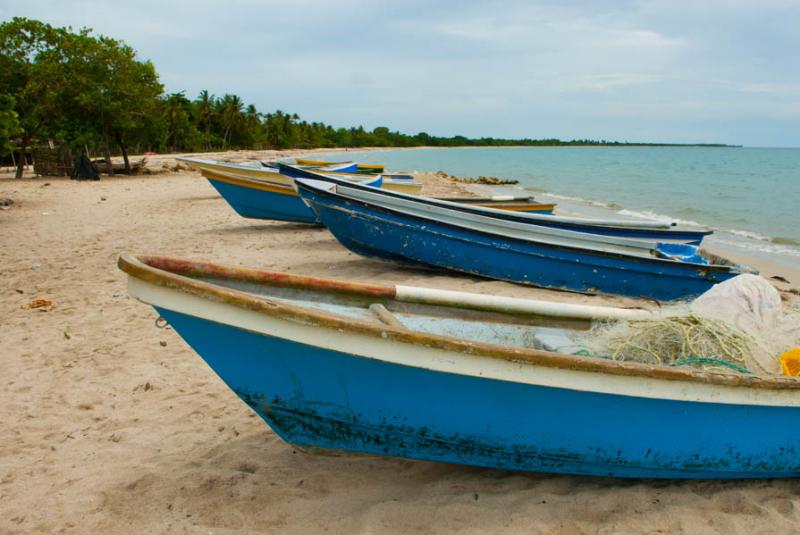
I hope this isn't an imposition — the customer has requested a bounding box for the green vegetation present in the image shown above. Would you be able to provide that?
[0,17,735,177]
[0,95,20,155]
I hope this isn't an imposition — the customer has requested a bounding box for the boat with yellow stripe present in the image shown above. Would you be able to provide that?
[437,195,556,214]
[198,167,380,223]
[178,157,421,194]
[295,158,384,174]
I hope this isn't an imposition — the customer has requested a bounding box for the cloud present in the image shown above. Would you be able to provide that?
[2,0,799,145]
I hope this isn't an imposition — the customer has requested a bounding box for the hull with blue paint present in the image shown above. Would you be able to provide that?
[119,255,800,479]
[206,174,320,224]
[295,180,744,300]
[160,309,800,479]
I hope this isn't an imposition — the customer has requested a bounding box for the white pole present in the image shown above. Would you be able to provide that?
[394,285,657,321]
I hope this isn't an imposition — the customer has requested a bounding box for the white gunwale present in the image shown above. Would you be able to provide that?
[119,254,800,407]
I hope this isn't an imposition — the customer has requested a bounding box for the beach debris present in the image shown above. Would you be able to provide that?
[159,340,167,347]
[771,275,791,284]
[14,289,23,294]
[780,348,800,376]
[21,298,54,312]
[63,331,71,340]
[134,381,153,393]
[100,196,107,201]
[0,197,13,209]
[31,262,42,269]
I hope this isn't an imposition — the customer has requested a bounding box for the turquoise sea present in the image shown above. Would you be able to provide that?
[321,146,800,267]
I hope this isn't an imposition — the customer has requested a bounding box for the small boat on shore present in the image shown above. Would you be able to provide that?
[189,159,546,222]
[118,253,800,479]
[435,195,556,214]
[181,157,422,195]
[295,157,384,174]
[284,164,712,245]
[294,178,749,300]
[198,168,380,223]
[276,162,422,194]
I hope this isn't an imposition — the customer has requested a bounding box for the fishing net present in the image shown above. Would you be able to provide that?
[581,304,800,376]
[582,314,755,374]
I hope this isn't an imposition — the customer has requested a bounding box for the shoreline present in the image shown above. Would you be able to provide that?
[5,147,798,289]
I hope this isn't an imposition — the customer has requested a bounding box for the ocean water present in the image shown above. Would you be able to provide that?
[320,146,800,266]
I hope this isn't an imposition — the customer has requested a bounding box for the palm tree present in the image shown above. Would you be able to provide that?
[194,90,216,149]
[218,94,244,149]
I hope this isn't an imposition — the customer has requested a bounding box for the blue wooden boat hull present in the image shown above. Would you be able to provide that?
[296,182,739,300]
[155,306,800,479]
[206,177,320,224]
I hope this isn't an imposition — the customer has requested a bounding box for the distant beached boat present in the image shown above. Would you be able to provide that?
[196,167,380,223]
[274,161,422,194]
[294,178,749,300]
[284,165,712,245]
[119,253,800,479]
[180,157,423,195]
[183,158,555,222]
[439,195,557,214]
[295,157,384,174]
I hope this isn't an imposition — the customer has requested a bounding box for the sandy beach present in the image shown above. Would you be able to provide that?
[2,152,800,534]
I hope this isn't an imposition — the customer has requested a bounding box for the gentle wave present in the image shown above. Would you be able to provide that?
[615,209,704,228]
[540,188,800,255]
[532,190,614,208]
[714,237,800,258]
[727,228,773,242]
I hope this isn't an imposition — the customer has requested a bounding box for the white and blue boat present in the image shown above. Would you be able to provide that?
[283,164,712,244]
[200,167,380,224]
[294,179,751,300]
[176,158,382,224]
[118,254,800,479]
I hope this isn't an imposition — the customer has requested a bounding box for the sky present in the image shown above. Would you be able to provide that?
[3,0,800,146]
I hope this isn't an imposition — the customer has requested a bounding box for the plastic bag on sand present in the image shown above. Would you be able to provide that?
[691,274,782,373]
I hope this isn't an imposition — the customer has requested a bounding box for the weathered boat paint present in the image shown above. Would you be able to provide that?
[294,179,745,300]
[283,164,711,244]
[118,254,800,479]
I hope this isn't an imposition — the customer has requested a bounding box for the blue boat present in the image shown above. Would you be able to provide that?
[196,166,381,224]
[118,254,800,479]
[282,164,712,244]
[203,169,321,223]
[294,178,751,300]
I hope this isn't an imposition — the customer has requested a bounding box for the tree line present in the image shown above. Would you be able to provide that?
[1,17,732,178]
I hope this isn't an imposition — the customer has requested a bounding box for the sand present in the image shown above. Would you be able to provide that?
[2,154,800,534]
